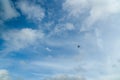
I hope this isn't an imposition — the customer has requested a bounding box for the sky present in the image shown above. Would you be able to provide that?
[0,0,120,80]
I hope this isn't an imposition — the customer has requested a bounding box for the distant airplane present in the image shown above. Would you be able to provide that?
[77,45,80,48]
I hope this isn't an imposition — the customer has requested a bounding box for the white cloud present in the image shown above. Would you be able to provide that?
[19,58,85,74]
[1,28,44,54]
[46,47,52,52]
[44,74,85,80]
[49,22,75,37]
[98,74,120,80]
[1,1,120,80]
[63,0,120,31]
[0,0,19,20]
[95,28,103,49]
[0,69,11,80]
[55,23,75,32]
[17,0,45,22]
[65,23,75,30]
[30,60,77,71]
[81,0,120,31]
[63,0,88,17]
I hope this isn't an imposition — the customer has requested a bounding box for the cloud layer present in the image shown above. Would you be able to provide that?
[0,69,11,80]
[0,0,120,80]
[17,0,45,22]
[1,28,44,54]
[44,75,85,80]
[0,0,19,20]
[63,0,120,31]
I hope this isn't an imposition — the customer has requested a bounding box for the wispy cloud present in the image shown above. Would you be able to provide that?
[44,74,85,80]
[1,28,44,54]
[0,69,11,80]
[0,0,120,80]
[17,0,45,22]
[46,47,52,52]
[0,0,19,20]
[63,0,88,17]
[48,22,75,37]
[63,0,120,31]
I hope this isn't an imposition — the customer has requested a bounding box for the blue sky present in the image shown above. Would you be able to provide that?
[0,0,120,80]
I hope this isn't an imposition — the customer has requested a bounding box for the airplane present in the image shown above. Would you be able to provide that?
[77,45,80,48]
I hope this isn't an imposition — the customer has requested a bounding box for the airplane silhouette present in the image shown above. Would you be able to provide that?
[77,45,80,48]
